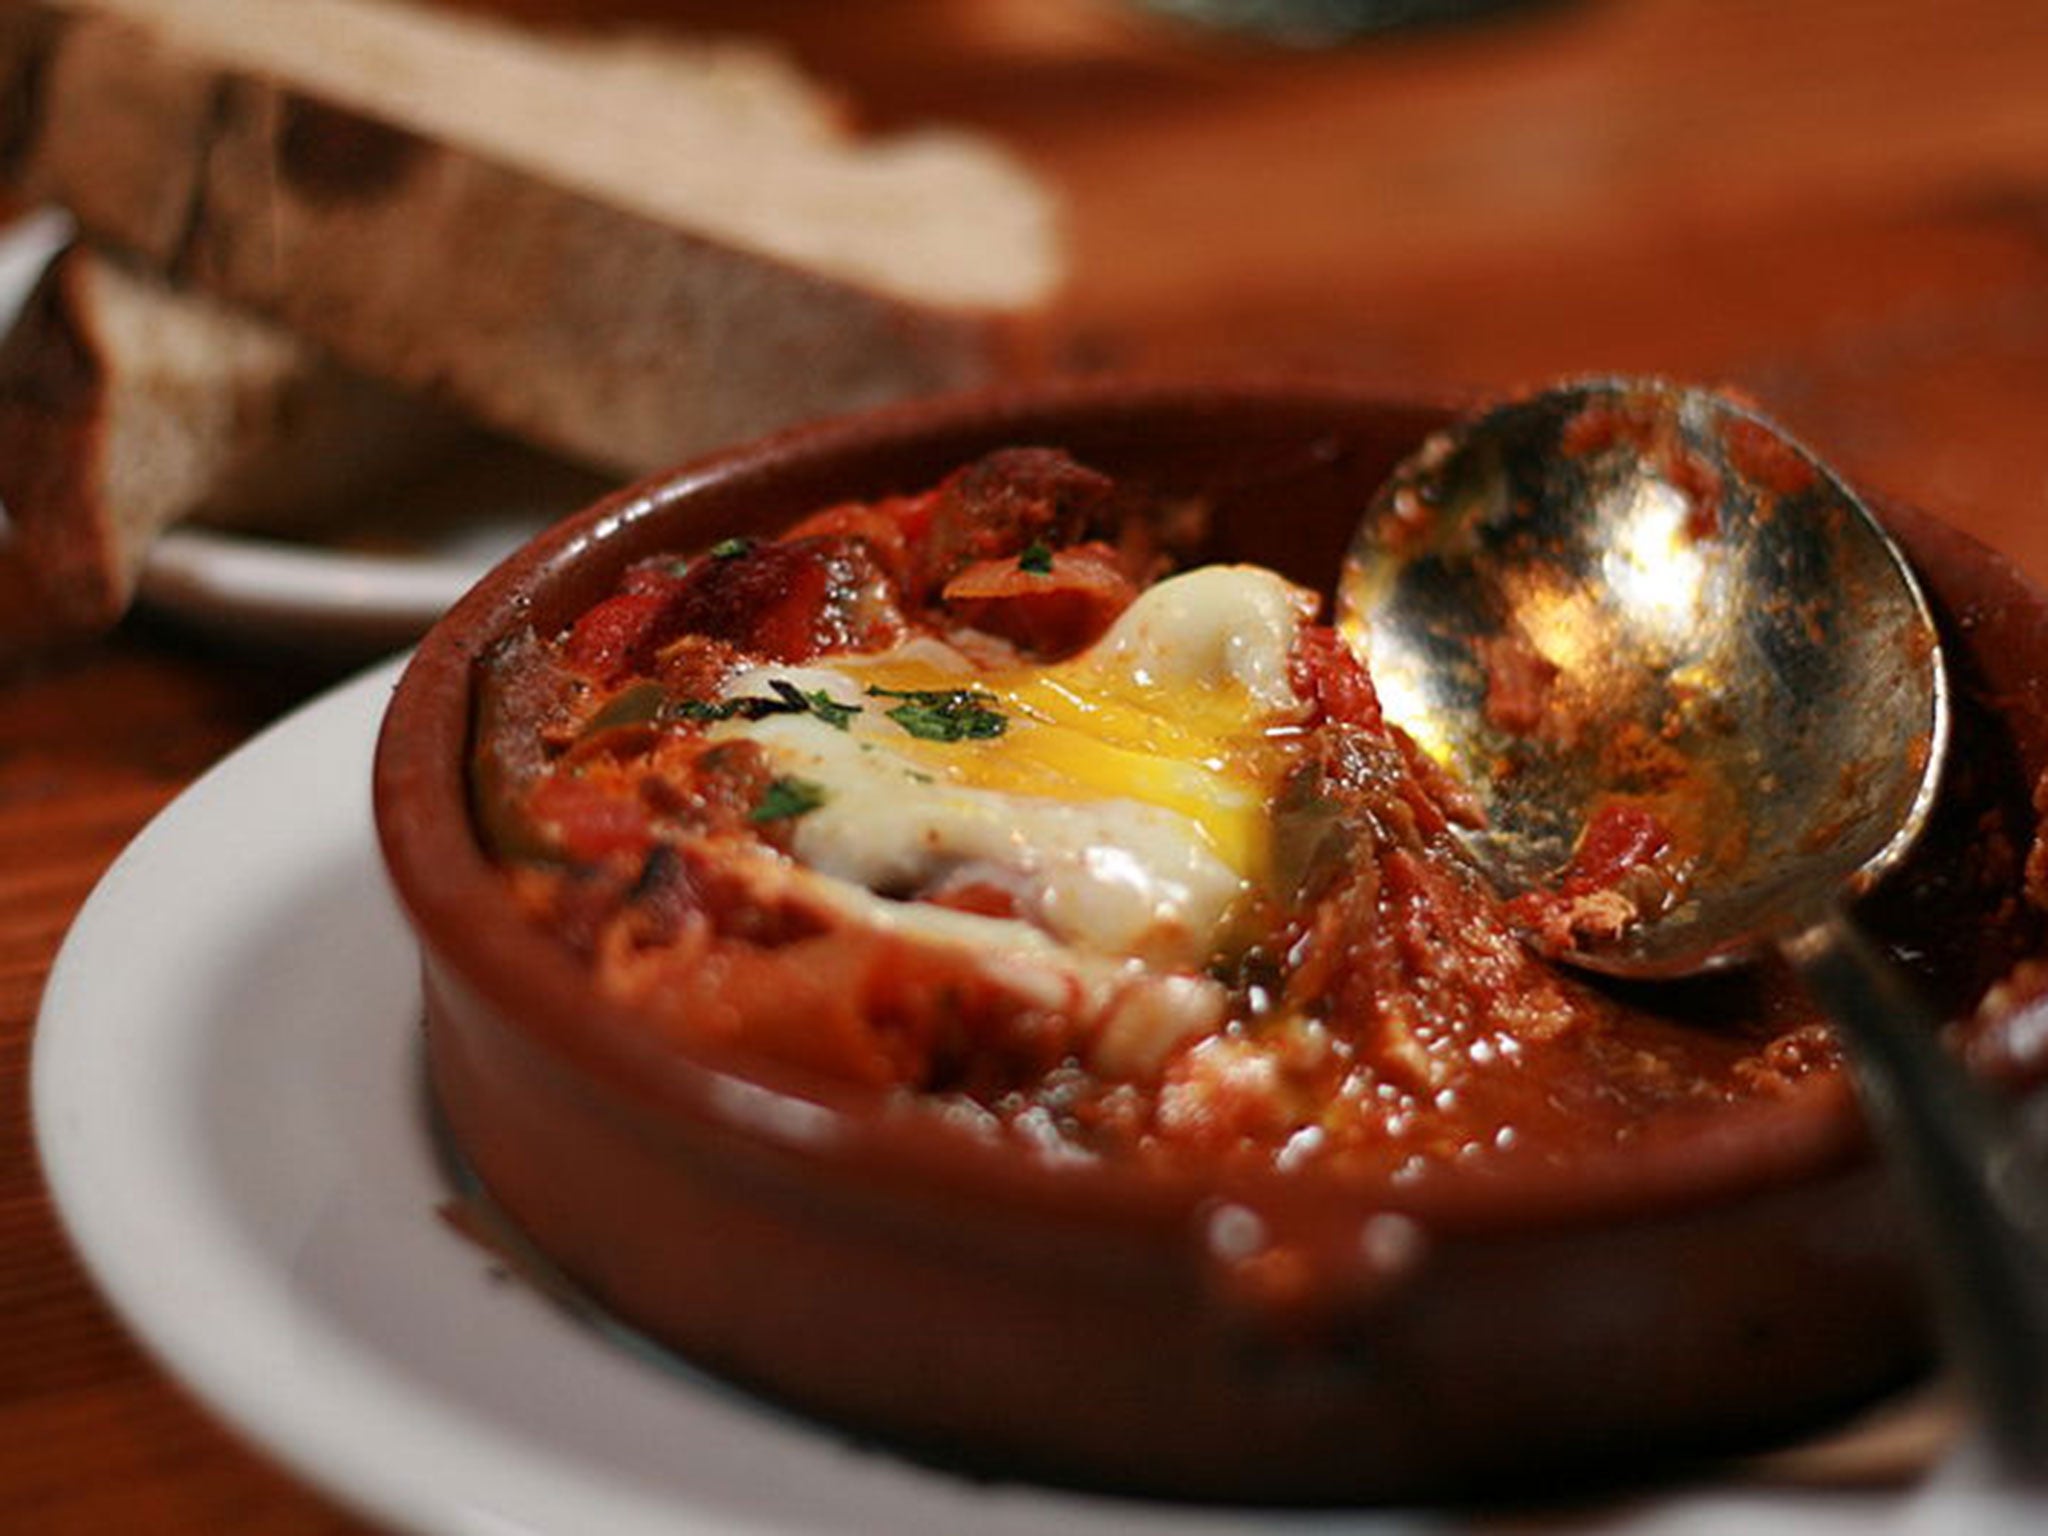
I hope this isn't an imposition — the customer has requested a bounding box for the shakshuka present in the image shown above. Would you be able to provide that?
[470,447,1863,1180]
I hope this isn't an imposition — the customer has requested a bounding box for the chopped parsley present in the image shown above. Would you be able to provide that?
[672,679,1005,744]
[750,775,828,823]
[709,536,755,560]
[782,681,859,730]
[670,678,858,729]
[1018,539,1054,575]
[867,686,1008,741]
[668,697,746,724]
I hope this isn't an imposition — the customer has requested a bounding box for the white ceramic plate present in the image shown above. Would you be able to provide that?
[30,666,2045,1536]
[130,528,527,654]
[0,211,603,652]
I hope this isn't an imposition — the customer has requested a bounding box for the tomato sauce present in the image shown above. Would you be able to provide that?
[472,449,2041,1182]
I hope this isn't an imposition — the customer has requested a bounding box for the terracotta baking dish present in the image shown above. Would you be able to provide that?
[372,379,2048,1504]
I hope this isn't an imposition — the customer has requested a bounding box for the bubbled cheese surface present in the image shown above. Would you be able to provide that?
[712,565,1317,971]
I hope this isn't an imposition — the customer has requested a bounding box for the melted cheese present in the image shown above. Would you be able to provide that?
[711,565,1316,974]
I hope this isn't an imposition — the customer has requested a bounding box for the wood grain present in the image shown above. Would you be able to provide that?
[4,0,2047,1528]
[0,633,369,1533]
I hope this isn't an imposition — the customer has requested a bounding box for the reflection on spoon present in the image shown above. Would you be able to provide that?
[1336,376,2048,1477]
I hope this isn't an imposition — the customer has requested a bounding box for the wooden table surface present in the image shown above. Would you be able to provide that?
[5,0,2048,1529]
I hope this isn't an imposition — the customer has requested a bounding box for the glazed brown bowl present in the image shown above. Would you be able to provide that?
[372,378,2048,1504]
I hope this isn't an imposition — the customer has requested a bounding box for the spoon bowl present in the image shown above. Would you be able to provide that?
[1336,377,1948,977]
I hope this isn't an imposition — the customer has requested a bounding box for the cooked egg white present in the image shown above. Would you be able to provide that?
[710,564,1317,976]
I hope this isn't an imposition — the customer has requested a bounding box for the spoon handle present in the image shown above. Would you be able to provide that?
[1784,913,2048,1479]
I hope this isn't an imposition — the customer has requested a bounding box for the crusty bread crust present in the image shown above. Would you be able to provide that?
[0,0,1063,476]
[0,241,461,629]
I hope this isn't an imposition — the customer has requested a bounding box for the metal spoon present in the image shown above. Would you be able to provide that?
[1335,376,2048,1476]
